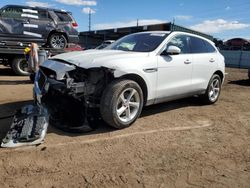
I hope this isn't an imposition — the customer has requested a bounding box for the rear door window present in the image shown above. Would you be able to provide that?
[204,40,216,53]
[190,37,208,53]
[190,36,216,53]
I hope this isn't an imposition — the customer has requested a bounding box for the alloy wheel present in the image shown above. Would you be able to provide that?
[50,35,66,49]
[116,88,141,123]
[208,78,220,102]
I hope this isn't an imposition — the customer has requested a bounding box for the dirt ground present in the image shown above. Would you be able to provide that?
[0,65,249,188]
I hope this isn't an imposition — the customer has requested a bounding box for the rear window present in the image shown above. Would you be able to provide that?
[55,11,72,22]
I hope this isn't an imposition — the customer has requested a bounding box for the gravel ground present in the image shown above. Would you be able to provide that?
[0,65,249,188]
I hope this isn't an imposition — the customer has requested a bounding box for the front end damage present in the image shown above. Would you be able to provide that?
[34,59,115,132]
[1,59,115,147]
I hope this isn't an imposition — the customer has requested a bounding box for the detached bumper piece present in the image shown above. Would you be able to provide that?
[1,105,49,148]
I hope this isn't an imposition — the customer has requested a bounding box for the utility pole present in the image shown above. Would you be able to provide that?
[88,9,91,31]
[171,17,175,31]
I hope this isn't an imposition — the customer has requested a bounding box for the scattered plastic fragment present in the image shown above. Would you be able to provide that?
[1,105,49,148]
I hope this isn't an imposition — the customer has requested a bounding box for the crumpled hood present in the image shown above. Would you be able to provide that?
[51,49,149,69]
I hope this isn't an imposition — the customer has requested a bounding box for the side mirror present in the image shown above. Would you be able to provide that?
[164,45,181,55]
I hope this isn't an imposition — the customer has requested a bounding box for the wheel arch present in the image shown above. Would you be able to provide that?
[118,73,148,105]
[214,70,224,82]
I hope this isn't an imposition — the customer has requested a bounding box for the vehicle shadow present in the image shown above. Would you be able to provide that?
[0,67,16,76]
[0,97,202,141]
[228,79,250,86]
[0,80,32,85]
[49,97,202,138]
[0,66,31,85]
[141,97,201,117]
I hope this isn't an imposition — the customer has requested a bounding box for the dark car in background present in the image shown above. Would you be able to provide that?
[0,5,79,49]
[225,38,250,50]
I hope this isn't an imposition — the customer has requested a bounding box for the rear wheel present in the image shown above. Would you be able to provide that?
[201,74,221,104]
[11,57,30,76]
[100,79,144,129]
[48,33,67,49]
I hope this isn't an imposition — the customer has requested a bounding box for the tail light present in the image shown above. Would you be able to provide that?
[71,22,78,28]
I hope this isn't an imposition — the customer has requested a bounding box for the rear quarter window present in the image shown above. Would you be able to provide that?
[38,10,48,20]
[55,11,72,22]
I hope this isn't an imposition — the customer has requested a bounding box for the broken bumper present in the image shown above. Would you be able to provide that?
[33,68,95,133]
[1,104,49,148]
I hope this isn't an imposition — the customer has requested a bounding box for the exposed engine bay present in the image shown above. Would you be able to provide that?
[34,59,115,132]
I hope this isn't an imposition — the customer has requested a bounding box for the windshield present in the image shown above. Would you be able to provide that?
[107,32,168,52]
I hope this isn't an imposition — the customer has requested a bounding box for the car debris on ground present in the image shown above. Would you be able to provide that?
[1,105,49,147]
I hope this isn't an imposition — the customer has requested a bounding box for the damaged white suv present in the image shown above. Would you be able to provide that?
[34,31,225,130]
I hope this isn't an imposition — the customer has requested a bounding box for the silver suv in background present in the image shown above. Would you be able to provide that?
[0,5,79,49]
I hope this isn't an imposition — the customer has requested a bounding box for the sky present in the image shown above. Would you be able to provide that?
[0,0,250,40]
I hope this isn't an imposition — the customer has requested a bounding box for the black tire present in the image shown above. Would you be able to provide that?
[11,57,30,76]
[201,74,222,104]
[48,33,67,49]
[100,79,144,129]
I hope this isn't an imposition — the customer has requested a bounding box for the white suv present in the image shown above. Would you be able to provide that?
[34,31,225,130]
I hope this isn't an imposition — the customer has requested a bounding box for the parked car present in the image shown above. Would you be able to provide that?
[95,40,115,49]
[0,5,79,49]
[34,31,225,130]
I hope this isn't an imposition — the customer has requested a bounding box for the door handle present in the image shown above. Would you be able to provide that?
[184,59,191,64]
[22,20,30,24]
[209,58,215,63]
[143,68,158,73]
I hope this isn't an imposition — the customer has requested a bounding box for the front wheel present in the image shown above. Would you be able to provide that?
[201,74,222,104]
[100,79,144,129]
